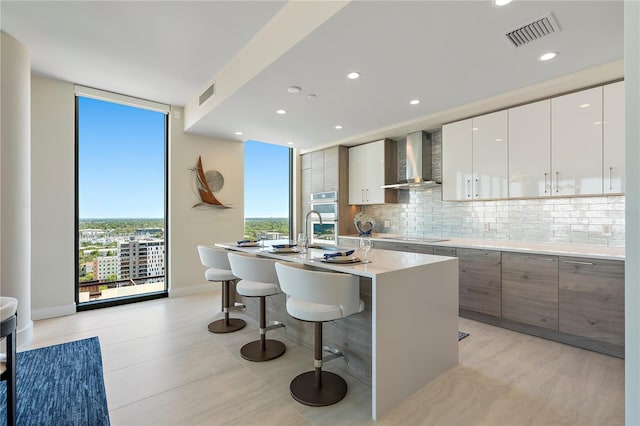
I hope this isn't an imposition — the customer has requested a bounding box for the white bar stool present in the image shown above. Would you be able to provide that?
[197,246,246,333]
[1,296,18,426]
[228,253,286,362]
[275,262,364,407]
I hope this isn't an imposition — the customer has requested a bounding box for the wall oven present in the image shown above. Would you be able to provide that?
[309,191,338,245]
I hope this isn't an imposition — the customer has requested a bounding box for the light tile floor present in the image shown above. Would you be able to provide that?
[24,290,624,425]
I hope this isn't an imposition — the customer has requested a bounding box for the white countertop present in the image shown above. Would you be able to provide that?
[215,241,456,278]
[339,234,625,261]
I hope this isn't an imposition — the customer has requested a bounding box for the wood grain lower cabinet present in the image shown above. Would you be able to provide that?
[502,252,558,330]
[559,256,624,348]
[434,246,457,257]
[458,248,502,317]
[373,241,434,254]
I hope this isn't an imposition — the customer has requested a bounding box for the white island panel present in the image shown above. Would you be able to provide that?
[373,259,459,419]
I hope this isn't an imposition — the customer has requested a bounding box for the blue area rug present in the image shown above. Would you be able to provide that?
[458,331,469,341]
[0,337,110,426]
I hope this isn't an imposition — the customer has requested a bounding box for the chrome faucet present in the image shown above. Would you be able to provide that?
[305,210,323,239]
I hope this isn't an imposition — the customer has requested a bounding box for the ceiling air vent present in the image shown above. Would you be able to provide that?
[199,83,215,106]
[504,12,561,48]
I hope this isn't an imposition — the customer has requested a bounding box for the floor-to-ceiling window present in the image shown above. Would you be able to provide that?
[243,141,292,241]
[75,88,169,308]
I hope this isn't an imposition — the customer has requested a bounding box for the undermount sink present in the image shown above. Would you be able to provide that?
[379,236,449,243]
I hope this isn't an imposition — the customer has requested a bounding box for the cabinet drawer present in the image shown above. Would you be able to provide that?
[502,252,558,330]
[458,248,501,290]
[460,284,501,317]
[434,246,457,257]
[559,257,624,347]
[373,241,433,254]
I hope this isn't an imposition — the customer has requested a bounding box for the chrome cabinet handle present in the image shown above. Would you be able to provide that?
[561,260,595,266]
[361,189,364,202]
[474,178,479,198]
[555,171,559,193]
[609,166,613,191]
[466,179,471,198]
[366,188,369,202]
[544,172,548,194]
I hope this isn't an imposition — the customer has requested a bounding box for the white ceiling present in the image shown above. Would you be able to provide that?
[1,1,624,151]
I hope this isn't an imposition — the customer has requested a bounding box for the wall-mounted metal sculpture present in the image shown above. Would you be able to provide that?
[190,156,231,209]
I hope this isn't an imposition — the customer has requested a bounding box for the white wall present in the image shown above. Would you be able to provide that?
[1,32,33,340]
[30,75,75,320]
[168,107,244,296]
[28,76,245,320]
[625,1,640,424]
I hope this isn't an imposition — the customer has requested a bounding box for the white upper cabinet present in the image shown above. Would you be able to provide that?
[348,144,367,204]
[472,110,509,199]
[348,140,397,205]
[509,100,552,198]
[443,82,623,201]
[442,119,473,200]
[443,112,508,201]
[603,81,625,194]
[551,87,603,196]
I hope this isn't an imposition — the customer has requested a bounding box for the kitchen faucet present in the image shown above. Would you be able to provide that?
[305,210,323,239]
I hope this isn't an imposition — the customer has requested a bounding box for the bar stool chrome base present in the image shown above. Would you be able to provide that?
[208,318,246,334]
[240,339,286,362]
[290,370,347,407]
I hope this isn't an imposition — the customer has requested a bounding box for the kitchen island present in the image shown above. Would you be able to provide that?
[215,242,459,420]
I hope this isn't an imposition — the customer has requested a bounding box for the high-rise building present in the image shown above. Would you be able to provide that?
[92,256,118,281]
[117,237,165,280]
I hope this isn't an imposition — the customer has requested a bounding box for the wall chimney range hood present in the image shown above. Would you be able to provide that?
[380,131,441,189]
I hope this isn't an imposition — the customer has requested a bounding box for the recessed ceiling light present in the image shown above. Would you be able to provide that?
[276,109,287,115]
[410,99,420,105]
[287,86,301,94]
[287,141,294,145]
[494,0,512,6]
[347,72,360,79]
[335,125,343,130]
[539,51,558,61]
[472,127,479,131]
[580,103,591,108]
[234,131,243,135]
[307,94,317,99]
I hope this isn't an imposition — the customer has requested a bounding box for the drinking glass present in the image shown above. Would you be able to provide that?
[360,238,372,262]
[297,233,308,254]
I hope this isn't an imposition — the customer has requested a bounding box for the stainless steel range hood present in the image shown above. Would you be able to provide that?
[380,131,441,189]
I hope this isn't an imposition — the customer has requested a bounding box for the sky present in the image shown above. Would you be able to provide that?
[78,97,165,218]
[244,141,290,218]
[78,96,290,219]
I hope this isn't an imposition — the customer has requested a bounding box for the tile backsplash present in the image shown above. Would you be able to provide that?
[361,131,625,247]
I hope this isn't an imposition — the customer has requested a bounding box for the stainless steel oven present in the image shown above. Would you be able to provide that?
[309,191,338,245]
